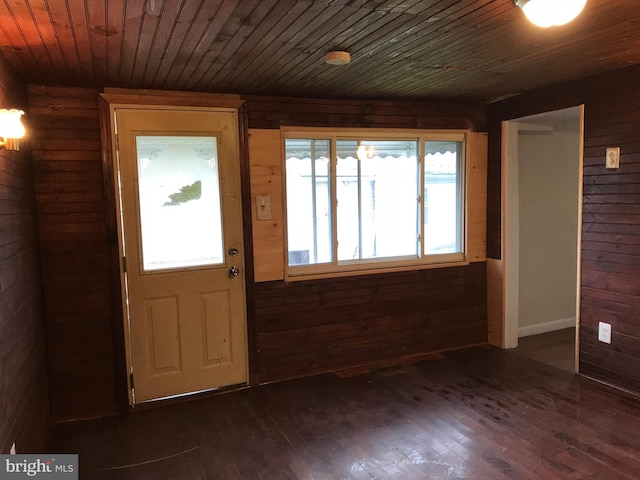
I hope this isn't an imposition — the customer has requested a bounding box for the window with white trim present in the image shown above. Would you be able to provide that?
[284,130,466,277]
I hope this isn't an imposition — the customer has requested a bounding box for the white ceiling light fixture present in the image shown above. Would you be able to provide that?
[325,51,351,65]
[514,0,587,28]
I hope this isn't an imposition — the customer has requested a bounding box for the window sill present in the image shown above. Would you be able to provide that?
[285,256,470,282]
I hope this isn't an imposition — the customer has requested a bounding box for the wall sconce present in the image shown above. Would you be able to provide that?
[513,0,587,28]
[0,109,25,151]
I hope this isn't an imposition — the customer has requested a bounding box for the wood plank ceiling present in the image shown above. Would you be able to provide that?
[0,0,638,102]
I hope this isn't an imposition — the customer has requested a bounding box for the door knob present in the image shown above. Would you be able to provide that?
[229,266,239,278]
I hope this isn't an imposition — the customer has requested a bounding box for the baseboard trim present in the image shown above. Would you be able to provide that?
[518,317,576,338]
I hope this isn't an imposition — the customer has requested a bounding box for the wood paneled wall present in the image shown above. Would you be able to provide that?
[29,86,117,421]
[488,64,640,394]
[0,58,49,452]
[255,264,487,383]
[245,95,486,131]
[28,86,488,418]
[246,96,488,383]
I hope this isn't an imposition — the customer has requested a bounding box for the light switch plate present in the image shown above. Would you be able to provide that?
[255,196,272,220]
[606,147,620,169]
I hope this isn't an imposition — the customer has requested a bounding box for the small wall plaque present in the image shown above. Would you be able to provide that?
[606,147,620,169]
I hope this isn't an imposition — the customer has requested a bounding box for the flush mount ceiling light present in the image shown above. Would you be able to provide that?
[325,51,351,65]
[514,0,587,28]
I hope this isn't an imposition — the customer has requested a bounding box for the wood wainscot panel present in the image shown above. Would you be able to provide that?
[254,263,488,384]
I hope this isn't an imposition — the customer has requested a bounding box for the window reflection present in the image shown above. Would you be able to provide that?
[136,136,224,271]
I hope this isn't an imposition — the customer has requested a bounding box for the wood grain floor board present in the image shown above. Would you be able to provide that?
[50,346,640,479]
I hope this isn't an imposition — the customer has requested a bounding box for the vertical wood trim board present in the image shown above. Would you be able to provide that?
[575,105,586,374]
[98,95,129,414]
[486,258,505,347]
[467,132,488,263]
[237,102,260,386]
[248,129,285,282]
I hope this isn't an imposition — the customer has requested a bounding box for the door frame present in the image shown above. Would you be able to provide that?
[99,89,256,411]
[500,106,584,372]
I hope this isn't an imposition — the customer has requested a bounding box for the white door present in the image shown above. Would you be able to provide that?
[114,107,247,402]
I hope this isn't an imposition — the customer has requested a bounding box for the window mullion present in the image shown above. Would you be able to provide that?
[457,142,465,253]
[419,138,425,258]
[331,137,338,266]
[357,141,363,260]
[310,141,318,264]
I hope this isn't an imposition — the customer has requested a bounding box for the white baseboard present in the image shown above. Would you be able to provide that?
[518,317,576,338]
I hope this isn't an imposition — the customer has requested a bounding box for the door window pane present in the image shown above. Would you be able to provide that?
[336,140,419,261]
[136,136,224,271]
[285,139,332,265]
[424,141,462,255]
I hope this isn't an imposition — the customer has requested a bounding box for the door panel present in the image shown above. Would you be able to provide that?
[115,107,247,402]
[200,291,232,366]
[145,296,182,374]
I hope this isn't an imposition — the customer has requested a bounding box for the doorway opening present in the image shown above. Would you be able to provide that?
[502,106,583,373]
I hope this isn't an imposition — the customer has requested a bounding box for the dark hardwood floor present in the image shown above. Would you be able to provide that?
[51,346,640,479]
[512,328,576,373]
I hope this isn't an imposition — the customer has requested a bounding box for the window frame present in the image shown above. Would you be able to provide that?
[282,127,469,280]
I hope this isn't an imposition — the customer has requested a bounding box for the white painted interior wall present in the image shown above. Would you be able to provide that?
[517,116,580,337]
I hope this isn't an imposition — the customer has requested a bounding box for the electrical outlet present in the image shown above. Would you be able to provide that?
[9,443,16,455]
[598,322,612,344]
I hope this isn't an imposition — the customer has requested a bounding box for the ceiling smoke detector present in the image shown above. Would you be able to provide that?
[325,51,351,65]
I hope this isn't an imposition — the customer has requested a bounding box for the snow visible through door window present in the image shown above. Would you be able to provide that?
[136,136,224,271]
